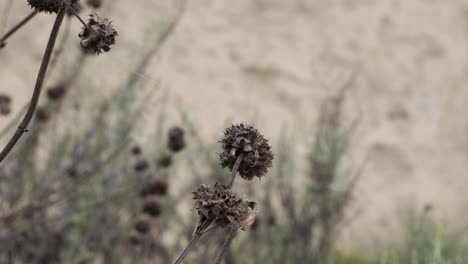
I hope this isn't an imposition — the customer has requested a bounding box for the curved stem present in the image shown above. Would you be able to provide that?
[214,227,239,264]
[0,10,38,48]
[226,153,244,189]
[0,8,66,163]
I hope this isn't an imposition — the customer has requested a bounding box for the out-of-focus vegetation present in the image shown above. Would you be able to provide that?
[0,1,467,264]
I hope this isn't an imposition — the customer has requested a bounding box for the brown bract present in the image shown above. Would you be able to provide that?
[192,183,255,228]
[219,124,274,180]
[78,14,117,55]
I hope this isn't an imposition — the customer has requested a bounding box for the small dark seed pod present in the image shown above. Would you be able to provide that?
[157,154,172,168]
[167,126,185,152]
[142,197,162,217]
[140,178,168,197]
[35,107,49,122]
[134,159,149,172]
[46,84,66,101]
[86,0,102,9]
[219,123,274,180]
[0,94,12,116]
[78,14,118,55]
[131,145,142,156]
[134,217,151,234]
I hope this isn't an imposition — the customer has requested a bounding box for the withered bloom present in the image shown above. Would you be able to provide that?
[0,94,12,116]
[142,197,162,217]
[192,183,255,228]
[46,84,66,101]
[86,0,102,9]
[134,159,149,172]
[134,218,151,234]
[27,0,76,13]
[131,145,142,156]
[219,124,273,180]
[157,154,172,168]
[140,178,168,197]
[168,126,186,152]
[78,14,117,55]
[35,107,49,122]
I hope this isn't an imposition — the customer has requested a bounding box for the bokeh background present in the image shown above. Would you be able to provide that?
[1,0,467,263]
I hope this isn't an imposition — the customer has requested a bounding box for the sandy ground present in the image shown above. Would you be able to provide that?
[1,0,468,250]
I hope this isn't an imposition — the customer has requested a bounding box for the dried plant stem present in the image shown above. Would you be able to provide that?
[0,10,38,48]
[174,232,202,264]
[214,226,239,264]
[0,0,14,35]
[226,153,244,189]
[0,8,66,164]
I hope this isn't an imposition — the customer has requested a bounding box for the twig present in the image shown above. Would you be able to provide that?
[0,10,38,48]
[214,227,239,264]
[0,0,14,35]
[0,8,66,163]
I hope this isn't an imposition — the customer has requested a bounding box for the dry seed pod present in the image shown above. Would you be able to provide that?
[0,94,11,116]
[27,0,71,13]
[46,84,66,101]
[140,178,168,197]
[142,196,162,217]
[134,159,149,172]
[134,217,151,234]
[86,0,102,9]
[167,126,185,152]
[157,154,172,168]
[35,107,49,122]
[192,183,255,228]
[79,14,117,55]
[219,124,274,180]
[131,145,142,156]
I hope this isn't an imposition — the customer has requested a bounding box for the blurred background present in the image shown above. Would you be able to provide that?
[0,0,467,263]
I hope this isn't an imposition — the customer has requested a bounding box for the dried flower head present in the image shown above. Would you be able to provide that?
[157,154,172,168]
[142,196,162,217]
[0,94,12,116]
[134,159,149,172]
[219,124,274,180]
[140,178,168,197]
[134,217,151,234]
[86,0,102,9]
[35,107,49,122]
[168,126,186,152]
[46,84,66,101]
[78,14,117,55]
[27,0,75,13]
[131,145,142,156]
[192,183,255,228]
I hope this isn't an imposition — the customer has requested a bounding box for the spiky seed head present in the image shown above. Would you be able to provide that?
[134,159,149,172]
[134,217,151,234]
[219,124,274,180]
[157,154,172,168]
[167,126,186,152]
[78,14,117,55]
[46,84,66,101]
[0,94,11,116]
[192,183,255,228]
[131,145,142,156]
[27,0,72,13]
[142,197,162,217]
[86,0,102,9]
[140,178,168,197]
[35,107,49,122]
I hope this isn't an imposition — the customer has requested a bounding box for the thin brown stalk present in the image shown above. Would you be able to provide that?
[0,10,38,48]
[226,153,244,189]
[0,8,66,164]
[214,226,239,264]
[0,0,14,35]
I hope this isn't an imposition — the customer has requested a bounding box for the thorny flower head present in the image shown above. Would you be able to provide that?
[0,94,12,116]
[78,14,117,55]
[167,126,186,152]
[219,124,274,180]
[27,0,78,14]
[192,183,256,229]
